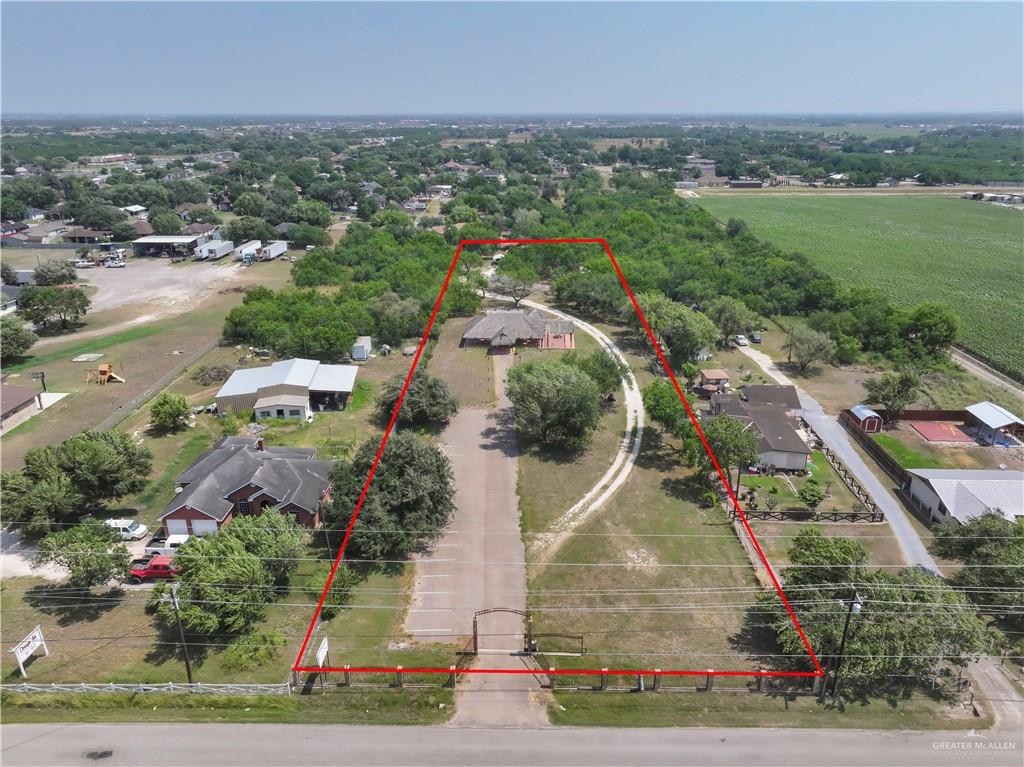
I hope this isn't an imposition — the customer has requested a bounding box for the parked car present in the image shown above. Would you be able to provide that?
[750,332,763,344]
[105,518,149,540]
[143,534,191,557]
[128,555,178,584]
[104,260,126,268]
[733,334,750,346]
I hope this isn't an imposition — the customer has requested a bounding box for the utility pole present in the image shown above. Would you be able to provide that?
[168,584,194,685]
[830,592,864,698]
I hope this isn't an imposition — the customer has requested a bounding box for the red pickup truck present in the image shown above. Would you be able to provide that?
[128,555,178,584]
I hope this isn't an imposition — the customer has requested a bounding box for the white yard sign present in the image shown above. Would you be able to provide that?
[10,625,48,678]
[316,637,330,667]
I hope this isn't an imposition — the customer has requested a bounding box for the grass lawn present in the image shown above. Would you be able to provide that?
[696,195,1024,378]
[0,689,453,725]
[873,433,947,470]
[549,687,988,729]
[740,452,860,512]
[527,426,762,674]
[427,315,495,408]
[749,522,907,569]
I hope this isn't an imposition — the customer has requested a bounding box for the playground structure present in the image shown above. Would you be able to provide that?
[85,363,126,385]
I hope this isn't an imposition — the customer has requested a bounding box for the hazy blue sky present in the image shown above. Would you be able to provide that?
[3,2,1022,115]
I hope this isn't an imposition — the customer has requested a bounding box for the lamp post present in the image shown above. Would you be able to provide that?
[830,592,864,698]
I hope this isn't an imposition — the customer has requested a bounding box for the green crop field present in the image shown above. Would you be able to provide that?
[697,195,1024,379]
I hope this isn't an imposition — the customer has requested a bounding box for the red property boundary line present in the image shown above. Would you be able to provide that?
[293,238,824,679]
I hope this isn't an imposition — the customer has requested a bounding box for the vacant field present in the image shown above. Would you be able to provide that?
[427,316,494,407]
[873,427,1023,472]
[697,195,1024,379]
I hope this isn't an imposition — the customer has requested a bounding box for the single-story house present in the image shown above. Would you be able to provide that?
[64,228,108,244]
[848,404,884,434]
[132,220,155,237]
[22,207,46,222]
[462,310,575,353]
[904,469,1024,525]
[174,202,203,220]
[159,436,334,535]
[120,204,147,217]
[1,285,24,316]
[709,393,810,472]
[1,383,42,426]
[352,336,373,361]
[21,221,66,244]
[215,358,359,419]
[698,369,730,397]
[274,222,298,236]
[182,222,216,237]
[964,401,1024,445]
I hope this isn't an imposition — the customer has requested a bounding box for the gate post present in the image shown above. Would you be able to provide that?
[757,669,767,693]
[600,668,608,691]
[472,616,479,655]
[396,666,404,688]
[447,665,456,688]
[705,670,715,692]
[343,665,351,687]
[652,669,661,692]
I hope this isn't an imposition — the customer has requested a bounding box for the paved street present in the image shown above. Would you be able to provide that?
[2,723,1020,767]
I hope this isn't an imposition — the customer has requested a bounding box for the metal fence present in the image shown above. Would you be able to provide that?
[1,682,291,696]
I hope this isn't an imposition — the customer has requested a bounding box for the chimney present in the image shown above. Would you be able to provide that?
[255,437,265,452]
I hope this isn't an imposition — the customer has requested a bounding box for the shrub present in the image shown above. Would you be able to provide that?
[221,632,287,671]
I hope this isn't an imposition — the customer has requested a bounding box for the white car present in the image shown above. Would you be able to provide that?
[734,334,750,346]
[104,518,149,540]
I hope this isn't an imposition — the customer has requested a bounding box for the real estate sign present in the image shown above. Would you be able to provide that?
[10,625,48,678]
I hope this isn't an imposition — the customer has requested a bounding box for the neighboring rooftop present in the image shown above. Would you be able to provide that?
[908,469,1024,524]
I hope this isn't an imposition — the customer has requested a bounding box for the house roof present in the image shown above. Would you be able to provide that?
[908,469,1024,524]
[161,436,332,521]
[181,223,215,235]
[1,383,40,418]
[274,222,297,234]
[1,285,24,303]
[965,401,1024,430]
[132,235,202,245]
[711,396,810,456]
[743,385,801,410]
[254,394,310,410]
[463,310,572,346]
[850,404,882,421]
[216,359,358,399]
[132,220,154,236]
[701,369,730,381]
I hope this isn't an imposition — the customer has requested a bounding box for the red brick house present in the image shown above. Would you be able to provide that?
[159,437,333,535]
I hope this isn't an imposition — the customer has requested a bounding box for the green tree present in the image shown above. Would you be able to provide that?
[33,518,131,588]
[685,416,759,492]
[151,535,273,634]
[862,371,921,424]
[327,431,455,561]
[642,378,694,438]
[632,292,717,368]
[307,563,360,621]
[563,349,629,399]
[0,470,82,536]
[0,317,38,361]
[223,509,306,587]
[705,296,757,342]
[286,222,331,249]
[493,265,537,307]
[150,392,191,432]
[149,210,183,235]
[223,216,277,244]
[376,370,459,428]
[18,285,92,330]
[783,325,836,373]
[906,302,959,356]
[507,358,601,450]
[33,259,77,286]
[110,221,138,242]
[290,200,332,229]
[232,192,267,218]
[931,514,1024,621]
[797,478,827,512]
[1,260,17,285]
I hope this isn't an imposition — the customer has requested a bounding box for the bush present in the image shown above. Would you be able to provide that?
[221,632,287,671]
[307,563,360,621]
[150,392,191,431]
[375,370,458,428]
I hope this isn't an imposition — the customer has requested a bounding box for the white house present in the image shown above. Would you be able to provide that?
[904,469,1024,525]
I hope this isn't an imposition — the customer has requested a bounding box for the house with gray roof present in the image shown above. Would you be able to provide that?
[904,469,1024,525]
[159,436,334,534]
[709,392,810,472]
[462,310,574,352]
[215,358,359,419]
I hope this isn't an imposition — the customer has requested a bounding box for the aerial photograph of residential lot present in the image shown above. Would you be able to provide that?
[1,2,1022,767]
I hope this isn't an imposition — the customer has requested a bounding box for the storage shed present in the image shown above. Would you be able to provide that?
[352,336,373,361]
[849,404,884,434]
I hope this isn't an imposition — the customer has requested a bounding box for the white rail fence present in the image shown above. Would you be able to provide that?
[1,682,291,696]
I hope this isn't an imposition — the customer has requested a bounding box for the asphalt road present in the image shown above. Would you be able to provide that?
[3,723,1021,767]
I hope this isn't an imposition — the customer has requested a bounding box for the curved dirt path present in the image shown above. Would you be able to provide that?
[486,294,645,558]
